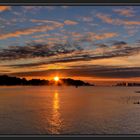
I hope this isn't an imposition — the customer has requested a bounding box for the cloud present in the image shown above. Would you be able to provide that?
[124,21,140,26]
[0,41,136,60]
[31,19,63,25]
[111,41,127,46]
[113,7,135,17]
[66,65,140,78]
[61,6,69,9]
[64,20,78,25]
[7,62,47,68]
[0,70,11,73]
[59,31,117,43]
[31,19,78,26]
[2,40,140,71]
[45,6,55,10]
[0,41,83,60]
[60,30,83,37]
[96,13,114,24]
[96,13,140,26]
[78,16,93,22]
[10,65,140,79]
[75,32,118,42]
[47,38,62,42]
[0,6,11,12]
[92,32,118,40]
[0,21,63,40]
[22,6,44,13]
[23,6,56,12]
[32,34,50,38]
[2,39,140,81]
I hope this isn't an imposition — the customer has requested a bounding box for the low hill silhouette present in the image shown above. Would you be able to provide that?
[0,75,94,87]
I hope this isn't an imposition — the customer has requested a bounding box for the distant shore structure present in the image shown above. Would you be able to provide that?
[115,82,140,87]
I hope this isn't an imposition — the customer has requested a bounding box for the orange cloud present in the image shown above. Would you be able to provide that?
[81,32,118,41]
[73,32,118,43]
[96,13,140,26]
[31,19,63,26]
[0,23,63,40]
[64,20,78,25]
[68,32,83,38]
[96,13,113,24]
[32,34,50,38]
[113,7,135,17]
[123,20,140,25]
[93,32,118,40]
[0,6,11,12]
[31,19,78,26]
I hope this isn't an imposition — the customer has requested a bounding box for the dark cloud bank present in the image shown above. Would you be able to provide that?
[10,66,140,79]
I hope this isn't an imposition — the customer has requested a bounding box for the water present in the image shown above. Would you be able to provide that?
[0,86,140,134]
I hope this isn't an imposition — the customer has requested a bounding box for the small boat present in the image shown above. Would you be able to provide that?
[133,101,140,104]
[75,85,78,88]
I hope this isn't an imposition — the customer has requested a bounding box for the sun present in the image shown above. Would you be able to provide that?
[54,76,59,82]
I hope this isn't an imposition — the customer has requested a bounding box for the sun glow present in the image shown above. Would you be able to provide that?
[54,76,59,82]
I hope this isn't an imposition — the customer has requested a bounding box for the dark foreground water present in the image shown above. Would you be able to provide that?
[0,86,140,134]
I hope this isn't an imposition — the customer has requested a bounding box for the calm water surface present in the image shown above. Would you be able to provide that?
[0,86,140,134]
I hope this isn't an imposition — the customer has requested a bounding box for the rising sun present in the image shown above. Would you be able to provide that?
[54,76,59,82]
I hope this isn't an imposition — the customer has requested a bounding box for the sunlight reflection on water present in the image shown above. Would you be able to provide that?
[48,91,62,134]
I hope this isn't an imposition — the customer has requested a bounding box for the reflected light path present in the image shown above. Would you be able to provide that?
[48,90,62,134]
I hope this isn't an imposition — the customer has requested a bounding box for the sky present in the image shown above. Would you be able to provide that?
[0,6,140,84]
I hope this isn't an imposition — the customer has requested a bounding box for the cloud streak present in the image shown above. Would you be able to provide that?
[113,7,135,17]
[10,65,140,79]
[0,6,11,12]
[96,13,140,26]
[0,22,63,40]
[64,20,78,25]
[74,32,118,42]
[0,41,83,60]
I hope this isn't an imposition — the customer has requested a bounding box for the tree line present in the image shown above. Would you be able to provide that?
[0,75,94,86]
